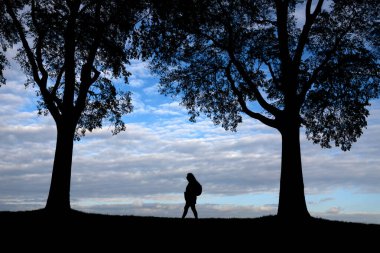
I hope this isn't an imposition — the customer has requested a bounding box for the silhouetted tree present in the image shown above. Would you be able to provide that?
[143,0,380,219]
[3,0,145,213]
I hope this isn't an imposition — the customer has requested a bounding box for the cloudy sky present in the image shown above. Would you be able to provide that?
[1,55,379,225]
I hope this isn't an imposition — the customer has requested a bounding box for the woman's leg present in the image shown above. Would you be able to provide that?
[190,204,198,219]
[182,204,190,218]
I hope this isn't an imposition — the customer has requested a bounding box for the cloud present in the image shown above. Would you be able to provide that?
[130,92,148,114]
[301,112,380,194]
[127,60,153,79]
[68,122,281,197]
[130,93,185,116]
[70,201,278,218]
[326,206,342,214]
[0,59,379,224]
[294,0,330,28]
[152,102,186,115]
[129,77,144,88]
[143,84,159,96]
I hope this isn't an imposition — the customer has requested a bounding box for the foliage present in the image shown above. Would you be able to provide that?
[0,0,25,86]
[144,0,379,151]
[4,0,145,139]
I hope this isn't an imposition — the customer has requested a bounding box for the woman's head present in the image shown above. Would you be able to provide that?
[186,173,196,182]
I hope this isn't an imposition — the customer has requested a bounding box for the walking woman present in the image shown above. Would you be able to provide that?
[182,173,201,219]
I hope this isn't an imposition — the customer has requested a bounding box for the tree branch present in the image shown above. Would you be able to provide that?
[31,0,49,84]
[5,0,41,84]
[240,0,276,26]
[49,65,65,112]
[297,35,344,107]
[74,2,103,122]
[90,66,101,84]
[198,6,281,118]
[228,52,281,117]
[31,0,62,119]
[39,86,63,121]
[264,60,281,88]
[85,2,103,67]
[274,0,291,76]
[293,0,324,71]
[6,0,61,121]
[226,63,278,129]
[35,35,48,83]
[52,66,65,95]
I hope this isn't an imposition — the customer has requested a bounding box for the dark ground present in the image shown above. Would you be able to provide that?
[1,209,379,250]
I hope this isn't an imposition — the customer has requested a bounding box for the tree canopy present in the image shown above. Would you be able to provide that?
[3,0,146,138]
[145,0,379,150]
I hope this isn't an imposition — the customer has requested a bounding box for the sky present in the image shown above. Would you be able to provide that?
[1,1,379,224]
[0,56,379,224]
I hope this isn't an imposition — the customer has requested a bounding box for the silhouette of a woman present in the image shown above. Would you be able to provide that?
[182,173,199,219]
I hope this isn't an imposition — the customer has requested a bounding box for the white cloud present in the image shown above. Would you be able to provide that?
[301,113,380,194]
[130,94,185,116]
[130,92,148,114]
[128,60,153,79]
[129,77,144,88]
[143,84,159,95]
[153,102,186,115]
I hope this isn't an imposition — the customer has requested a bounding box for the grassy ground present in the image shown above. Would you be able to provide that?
[1,209,379,249]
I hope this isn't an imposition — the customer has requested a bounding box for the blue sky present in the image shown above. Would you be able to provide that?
[0,56,379,224]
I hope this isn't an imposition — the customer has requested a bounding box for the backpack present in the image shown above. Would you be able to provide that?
[194,182,202,196]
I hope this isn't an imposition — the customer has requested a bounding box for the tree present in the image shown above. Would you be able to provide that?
[3,0,144,213]
[144,0,380,219]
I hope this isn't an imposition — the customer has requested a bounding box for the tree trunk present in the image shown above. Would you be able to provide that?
[45,125,74,213]
[45,5,78,213]
[277,121,310,220]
